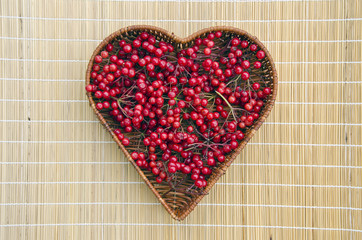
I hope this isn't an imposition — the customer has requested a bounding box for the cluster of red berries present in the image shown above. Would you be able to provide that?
[86,30,271,191]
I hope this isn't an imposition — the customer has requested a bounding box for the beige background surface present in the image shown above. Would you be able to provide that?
[0,0,361,239]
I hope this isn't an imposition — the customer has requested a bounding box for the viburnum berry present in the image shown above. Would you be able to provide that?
[241,72,250,80]
[244,103,253,111]
[103,101,110,109]
[231,38,240,46]
[85,84,94,92]
[123,44,132,53]
[250,44,258,51]
[252,82,260,90]
[122,138,130,146]
[94,55,102,63]
[240,40,248,48]
[204,48,211,55]
[254,61,261,69]
[94,91,102,98]
[263,87,271,95]
[106,44,114,52]
[131,152,139,160]
[242,60,250,69]
[96,102,103,110]
[256,50,265,59]
[101,51,109,58]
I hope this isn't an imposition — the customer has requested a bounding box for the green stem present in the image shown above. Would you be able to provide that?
[215,91,237,121]
[215,91,232,110]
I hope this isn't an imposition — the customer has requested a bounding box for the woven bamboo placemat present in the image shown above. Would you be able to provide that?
[0,0,361,239]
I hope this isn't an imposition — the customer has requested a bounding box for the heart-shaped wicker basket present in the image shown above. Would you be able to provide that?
[86,25,278,221]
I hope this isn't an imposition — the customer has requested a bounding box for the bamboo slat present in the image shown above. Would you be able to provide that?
[0,0,361,239]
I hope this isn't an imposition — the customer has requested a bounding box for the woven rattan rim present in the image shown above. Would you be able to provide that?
[85,25,278,221]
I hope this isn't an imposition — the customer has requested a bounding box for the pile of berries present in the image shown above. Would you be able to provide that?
[86,30,272,192]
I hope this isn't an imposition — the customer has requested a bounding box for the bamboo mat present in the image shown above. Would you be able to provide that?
[0,0,361,239]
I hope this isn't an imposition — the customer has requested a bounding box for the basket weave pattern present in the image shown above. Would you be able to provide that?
[86,25,278,221]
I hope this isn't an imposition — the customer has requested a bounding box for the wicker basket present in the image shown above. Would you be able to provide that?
[85,25,278,221]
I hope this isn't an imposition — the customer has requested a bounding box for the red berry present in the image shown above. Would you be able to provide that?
[252,82,260,90]
[195,180,204,188]
[156,176,163,183]
[231,38,240,46]
[123,44,132,53]
[131,152,139,160]
[191,174,199,181]
[96,102,103,110]
[152,167,160,175]
[94,55,102,63]
[254,61,262,69]
[242,60,250,69]
[204,48,211,55]
[106,44,114,52]
[122,138,130,146]
[168,166,177,173]
[241,40,249,48]
[250,44,258,51]
[136,160,143,167]
[94,91,102,98]
[218,155,225,162]
[207,158,216,166]
[228,95,236,104]
[245,103,253,111]
[263,87,271,95]
[207,41,214,48]
[182,166,191,174]
[178,57,187,66]
[85,84,94,92]
[256,50,265,59]
[146,63,155,71]
[103,101,110,109]
[101,51,109,58]
[241,72,250,80]
[133,39,141,48]
[187,126,194,133]
[201,167,211,175]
